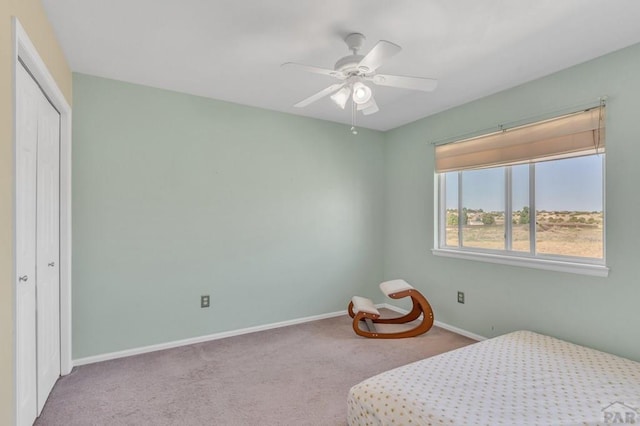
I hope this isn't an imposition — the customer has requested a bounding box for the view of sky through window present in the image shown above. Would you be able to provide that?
[536,155,603,212]
[446,156,603,213]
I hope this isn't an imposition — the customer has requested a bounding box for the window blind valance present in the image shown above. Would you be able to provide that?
[434,106,605,173]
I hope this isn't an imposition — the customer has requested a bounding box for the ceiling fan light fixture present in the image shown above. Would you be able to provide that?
[330,86,351,109]
[352,82,372,105]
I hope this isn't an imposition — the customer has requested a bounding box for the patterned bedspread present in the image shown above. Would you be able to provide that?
[347,330,640,425]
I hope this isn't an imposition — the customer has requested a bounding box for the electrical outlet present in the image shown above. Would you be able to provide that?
[457,291,465,304]
[201,295,210,308]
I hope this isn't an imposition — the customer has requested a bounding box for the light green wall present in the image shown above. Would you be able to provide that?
[72,74,385,358]
[383,42,640,361]
[74,42,640,362]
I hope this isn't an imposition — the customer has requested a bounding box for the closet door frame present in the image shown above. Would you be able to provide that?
[12,15,72,408]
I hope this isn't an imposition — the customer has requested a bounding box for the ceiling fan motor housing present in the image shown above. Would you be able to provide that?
[334,54,365,75]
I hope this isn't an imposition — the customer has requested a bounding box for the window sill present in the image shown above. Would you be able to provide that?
[431,248,609,277]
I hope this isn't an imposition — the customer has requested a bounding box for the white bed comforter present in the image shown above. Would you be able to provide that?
[347,330,640,425]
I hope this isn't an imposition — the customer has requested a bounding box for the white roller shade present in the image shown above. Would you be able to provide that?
[435,106,605,173]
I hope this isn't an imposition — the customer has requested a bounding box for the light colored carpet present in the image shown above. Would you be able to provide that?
[35,310,476,425]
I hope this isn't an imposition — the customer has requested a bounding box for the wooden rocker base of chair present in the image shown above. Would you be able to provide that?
[348,285,434,339]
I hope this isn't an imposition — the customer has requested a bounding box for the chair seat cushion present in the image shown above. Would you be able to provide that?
[379,279,414,296]
[351,296,380,316]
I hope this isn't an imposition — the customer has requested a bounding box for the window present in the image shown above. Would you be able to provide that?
[434,106,608,276]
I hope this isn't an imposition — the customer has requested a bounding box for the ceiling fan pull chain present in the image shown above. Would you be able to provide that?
[351,100,358,135]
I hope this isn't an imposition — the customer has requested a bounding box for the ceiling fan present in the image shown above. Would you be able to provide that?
[282,33,438,117]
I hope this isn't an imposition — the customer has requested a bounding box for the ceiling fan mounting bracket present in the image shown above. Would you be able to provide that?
[344,33,366,54]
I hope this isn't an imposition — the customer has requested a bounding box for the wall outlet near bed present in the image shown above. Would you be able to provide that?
[201,295,210,308]
[457,291,465,304]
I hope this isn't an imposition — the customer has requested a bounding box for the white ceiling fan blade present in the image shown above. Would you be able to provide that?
[357,40,401,73]
[369,74,438,92]
[294,83,345,108]
[281,62,346,79]
[357,97,379,115]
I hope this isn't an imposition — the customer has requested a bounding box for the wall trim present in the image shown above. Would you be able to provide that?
[74,305,488,367]
[73,310,347,366]
[433,320,487,341]
[381,303,487,341]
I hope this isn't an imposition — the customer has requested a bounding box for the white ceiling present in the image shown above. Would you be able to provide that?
[42,0,640,131]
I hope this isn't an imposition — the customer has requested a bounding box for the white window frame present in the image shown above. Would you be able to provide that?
[432,157,609,277]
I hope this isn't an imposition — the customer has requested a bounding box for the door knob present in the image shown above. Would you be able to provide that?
[18,275,28,282]
[48,262,55,267]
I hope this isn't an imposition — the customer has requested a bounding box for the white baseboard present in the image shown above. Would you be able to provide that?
[379,302,409,314]
[73,309,347,366]
[74,305,487,367]
[380,303,487,341]
[433,321,487,341]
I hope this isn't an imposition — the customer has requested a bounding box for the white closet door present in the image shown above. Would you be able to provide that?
[16,61,62,424]
[16,62,39,426]
[36,85,61,414]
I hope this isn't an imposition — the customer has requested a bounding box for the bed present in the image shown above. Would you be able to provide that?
[347,330,640,425]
